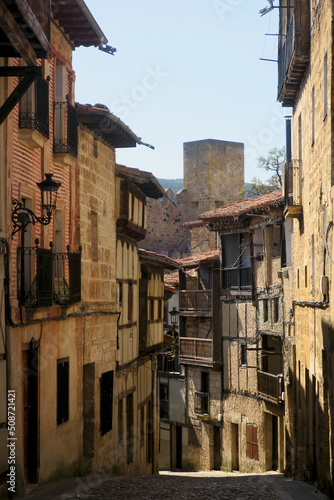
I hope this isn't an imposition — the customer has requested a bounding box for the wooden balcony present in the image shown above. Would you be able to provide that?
[258,371,284,405]
[283,161,303,221]
[179,337,212,365]
[222,267,251,290]
[179,290,212,317]
[277,2,310,106]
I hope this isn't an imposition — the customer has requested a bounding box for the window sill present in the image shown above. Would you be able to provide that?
[53,152,76,167]
[19,129,48,149]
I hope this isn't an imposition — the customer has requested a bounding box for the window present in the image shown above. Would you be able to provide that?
[57,358,69,425]
[91,211,98,262]
[201,371,209,393]
[54,61,66,146]
[119,282,123,307]
[55,209,63,278]
[158,300,162,320]
[246,424,259,460]
[263,299,268,322]
[159,383,169,420]
[118,399,123,445]
[100,370,113,436]
[126,393,134,464]
[273,297,280,323]
[128,284,133,323]
[305,265,308,288]
[150,299,154,321]
[19,75,49,139]
[241,344,247,366]
[324,53,328,119]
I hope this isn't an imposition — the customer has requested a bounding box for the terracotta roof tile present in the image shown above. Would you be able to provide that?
[179,250,221,267]
[138,249,180,269]
[199,189,283,221]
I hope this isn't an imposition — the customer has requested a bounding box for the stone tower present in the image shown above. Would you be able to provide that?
[183,139,244,214]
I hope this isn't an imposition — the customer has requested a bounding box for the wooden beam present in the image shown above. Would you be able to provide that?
[0,72,38,126]
[13,0,50,52]
[0,2,37,64]
[0,66,42,77]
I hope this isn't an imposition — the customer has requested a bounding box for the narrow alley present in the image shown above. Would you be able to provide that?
[22,471,328,500]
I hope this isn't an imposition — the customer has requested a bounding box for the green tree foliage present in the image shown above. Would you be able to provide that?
[240,147,285,198]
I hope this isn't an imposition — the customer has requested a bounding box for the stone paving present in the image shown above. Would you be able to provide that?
[22,471,329,500]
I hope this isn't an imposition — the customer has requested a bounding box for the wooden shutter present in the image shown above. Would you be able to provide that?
[246,424,259,461]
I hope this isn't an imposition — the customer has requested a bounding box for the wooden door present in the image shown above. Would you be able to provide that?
[231,423,239,471]
[23,349,38,483]
[214,425,221,470]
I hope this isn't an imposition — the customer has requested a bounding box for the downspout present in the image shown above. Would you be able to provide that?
[151,356,157,474]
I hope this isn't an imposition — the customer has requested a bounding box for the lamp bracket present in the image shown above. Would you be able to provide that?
[12,199,52,237]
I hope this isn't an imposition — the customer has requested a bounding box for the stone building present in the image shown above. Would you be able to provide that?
[142,139,244,258]
[0,2,109,494]
[0,2,178,495]
[198,190,286,473]
[276,0,334,494]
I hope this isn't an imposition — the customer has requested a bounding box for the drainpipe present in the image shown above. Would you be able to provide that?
[151,355,157,474]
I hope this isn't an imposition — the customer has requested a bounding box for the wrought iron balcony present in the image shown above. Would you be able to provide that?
[222,267,251,289]
[179,337,212,363]
[179,290,212,315]
[17,241,81,308]
[53,100,78,158]
[19,77,49,138]
[258,370,284,405]
[194,391,209,415]
[53,247,81,305]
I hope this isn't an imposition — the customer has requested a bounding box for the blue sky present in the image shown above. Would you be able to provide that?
[73,0,290,182]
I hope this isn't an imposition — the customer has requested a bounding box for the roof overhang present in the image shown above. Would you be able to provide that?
[116,164,166,200]
[77,103,146,149]
[138,249,180,270]
[51,0,107,47]
[0,0,51,63]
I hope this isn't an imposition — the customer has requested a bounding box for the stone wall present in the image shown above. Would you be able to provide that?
[287,0,334,491]
[142,139,244,258]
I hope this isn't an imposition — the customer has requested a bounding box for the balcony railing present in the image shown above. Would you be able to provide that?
[179,290,212,312]
[278,15,295,100]
[277,4,310,105]
[179,337,212,361]
[53,100,78,157]
[53,247,81,304]
[283,161,303,220]
[258,371,284,405]
[17,245,52,308]
[19,77,49,138]
[194,391,209,415]
[158,354,180,373]
[18,241,81,308]
[222,267,251,289]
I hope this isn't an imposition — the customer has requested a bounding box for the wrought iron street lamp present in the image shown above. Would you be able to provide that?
[169,306,179,332]
[12,173,61,236]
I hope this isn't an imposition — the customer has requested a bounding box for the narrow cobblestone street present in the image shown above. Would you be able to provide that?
[22,471,329,500]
